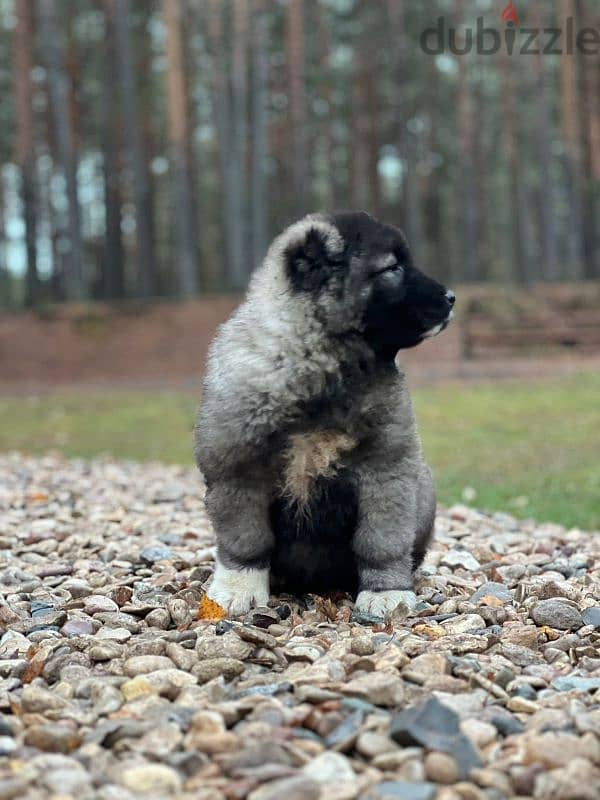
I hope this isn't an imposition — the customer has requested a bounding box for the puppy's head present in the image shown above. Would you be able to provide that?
[281,211,455,358]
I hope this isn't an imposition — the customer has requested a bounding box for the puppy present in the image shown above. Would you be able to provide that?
[195,211,455,618]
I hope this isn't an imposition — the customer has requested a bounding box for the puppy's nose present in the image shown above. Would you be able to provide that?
[445,289,456,306]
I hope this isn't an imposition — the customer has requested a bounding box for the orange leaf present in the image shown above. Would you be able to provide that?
[28,492,48,503]
[197,593,227,621]
[413,623,446,639]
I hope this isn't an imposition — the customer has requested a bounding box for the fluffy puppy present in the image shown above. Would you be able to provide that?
[195,211,455,618]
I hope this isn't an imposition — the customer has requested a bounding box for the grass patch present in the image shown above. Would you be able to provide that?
[1,372,598,529]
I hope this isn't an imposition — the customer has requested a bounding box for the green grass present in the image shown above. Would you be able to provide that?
[1,372,598,529]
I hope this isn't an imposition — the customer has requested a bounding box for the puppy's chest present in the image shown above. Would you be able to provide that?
[280,429,357,506]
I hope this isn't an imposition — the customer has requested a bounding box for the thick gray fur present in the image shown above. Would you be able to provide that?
[195,213,440,614]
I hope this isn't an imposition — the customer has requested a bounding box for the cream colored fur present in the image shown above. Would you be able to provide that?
[282,430,357,507]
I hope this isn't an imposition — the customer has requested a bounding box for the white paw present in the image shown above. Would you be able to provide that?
[207,561,270,617]
[355,589,417,619]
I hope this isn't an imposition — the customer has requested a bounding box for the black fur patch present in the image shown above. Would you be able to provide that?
[330,210,411,264]
[269,469,360,594]
[285,227,343,294]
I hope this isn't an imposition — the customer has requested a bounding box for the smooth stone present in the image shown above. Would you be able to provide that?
[524,732,600,768]
[362,782,437,800]
[390,697,481,778]
[355,731,398,759]
[61,579,92,598]
[20,685,68,713]
[581,607,600,628]
[0,630,31,657]
[193,657,245,684]
[139,546,173,564]
[487,712,524,739]
[470,582,512,604]
[460,718,497,748]
[301,752,355,784]
[60,618,95,637]
[123,655,175,676]
[196,631,253,661]
[42,766,91,795]
[340,671,404,707]
[531,599,582,630]
[121,669,197,700]
[0,736,17,756]
[405,653,450,679]
[121,764,182,795]
[165,641,197,671]
[233,624,278,648]
[219,741,294,774]
[350,636,375,656]
[246,607,280,629]
[83,595,119,615]
[95,627,131,643]
[187,728,240,754]
[24,723,81,754]
[532,758,600,800]
[424,750,460,783]
[507,696,540,713]
[441,550,481,571]
[441,614,486,635]
[552,676,600,692]
[145,608,171,628]
[89,641,124,661]
[513,684,538,701]
[247,775,321,800]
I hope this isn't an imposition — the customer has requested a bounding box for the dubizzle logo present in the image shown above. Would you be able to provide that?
[500,1,518,27]
[419,1,599,56]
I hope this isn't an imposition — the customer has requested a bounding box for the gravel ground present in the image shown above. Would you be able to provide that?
[0,453,598,800]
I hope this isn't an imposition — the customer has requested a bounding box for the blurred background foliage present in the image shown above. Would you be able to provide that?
[0,0,598,307]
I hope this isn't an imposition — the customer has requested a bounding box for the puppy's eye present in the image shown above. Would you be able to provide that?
[373,261,402,276]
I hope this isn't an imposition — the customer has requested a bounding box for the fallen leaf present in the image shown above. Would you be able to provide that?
[413,623,446,639]
[197,593,226,621]
[27,492,48,503]
[314,596,338,621]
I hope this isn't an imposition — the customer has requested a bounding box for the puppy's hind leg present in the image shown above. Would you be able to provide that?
[204,478,273,617]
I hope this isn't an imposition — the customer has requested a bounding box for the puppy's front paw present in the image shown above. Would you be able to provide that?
[207,562,269,618]
[354,589,417,620]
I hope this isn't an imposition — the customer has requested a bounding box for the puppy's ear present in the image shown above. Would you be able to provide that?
[285,226,343,292]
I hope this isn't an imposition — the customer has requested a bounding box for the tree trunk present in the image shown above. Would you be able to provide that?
[287,0,308,215]
[315,2,334,210]
[350,61,369,211]
[14,0,39,307]
[38,0,85,300]
[100,0,125,299]
[559,0,584,278]
[362,9,382,218]
[455,0,478,283]
[421,56,446,278]
[162,0,199,296]
[574,0,599,278]
[500,46,533,284]
[114,0,157,297]
[251,1,269,269]
[206,0,237,288]
[229,0,249,287]
[530,0,559,280]
[386,0,423,256]
[0,177,10,307]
